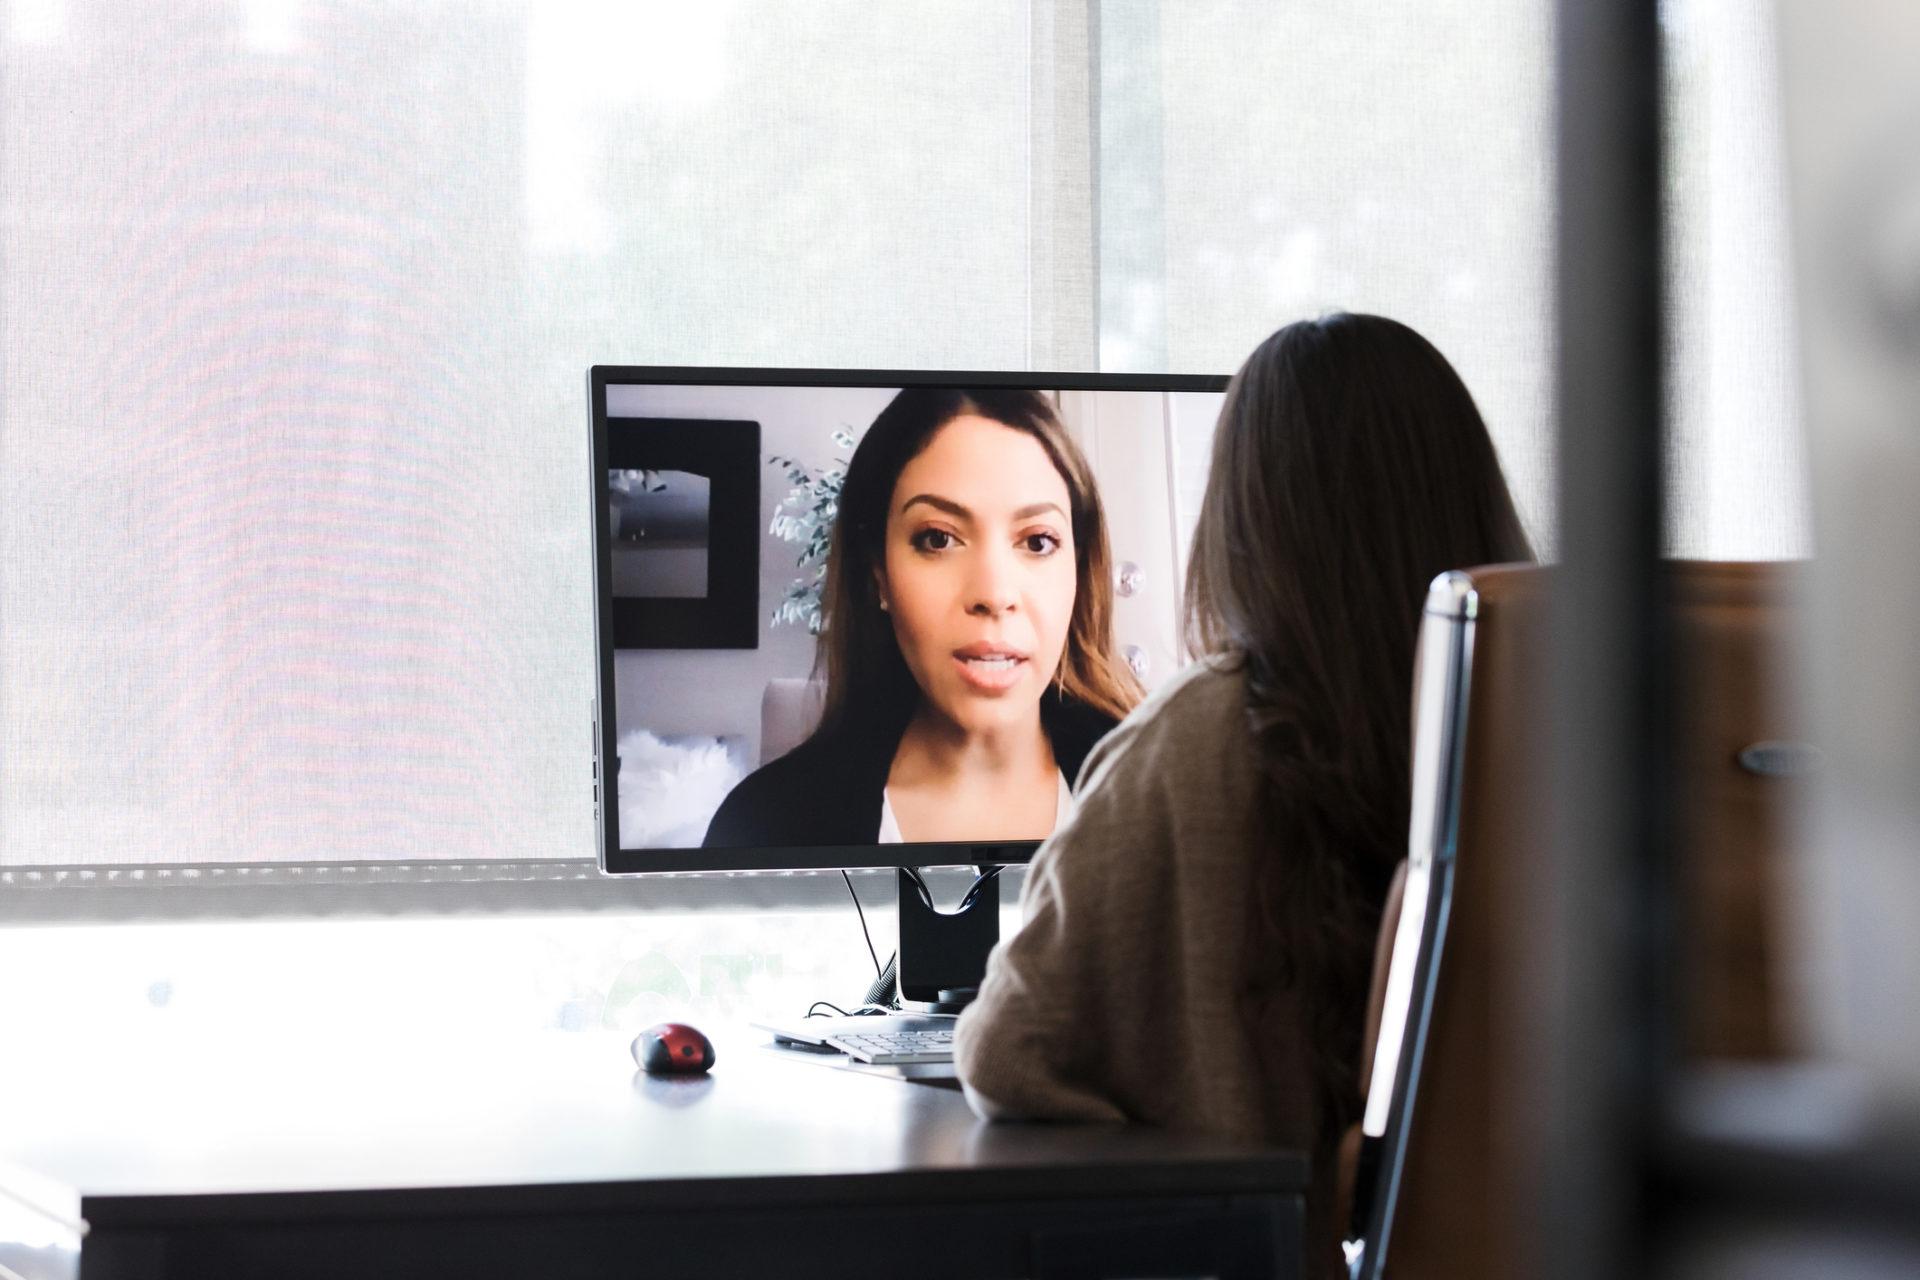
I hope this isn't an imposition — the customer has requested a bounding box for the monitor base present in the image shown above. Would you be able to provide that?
[898,989,978,1016]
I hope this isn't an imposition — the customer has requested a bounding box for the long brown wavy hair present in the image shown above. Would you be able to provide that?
[1184,314,1533,1146]
[812,387,1142,740]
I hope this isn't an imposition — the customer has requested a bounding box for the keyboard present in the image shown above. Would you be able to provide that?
[823,1025,957,1065]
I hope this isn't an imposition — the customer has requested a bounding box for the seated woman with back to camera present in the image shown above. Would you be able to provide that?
[953,313,1535,1269]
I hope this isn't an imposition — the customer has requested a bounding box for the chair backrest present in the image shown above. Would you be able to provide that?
[759,677,826,766]
[1342,572,1479,1280]
[1342,560,1802,1280]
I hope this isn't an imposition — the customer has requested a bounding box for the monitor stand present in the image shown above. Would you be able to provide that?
[894,867,999,1014]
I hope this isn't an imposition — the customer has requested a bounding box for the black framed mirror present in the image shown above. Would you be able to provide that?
[604,416,760,649]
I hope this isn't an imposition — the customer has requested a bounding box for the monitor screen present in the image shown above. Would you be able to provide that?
[591,368,1227,874]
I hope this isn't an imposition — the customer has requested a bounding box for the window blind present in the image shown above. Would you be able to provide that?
[2,0,1806,888]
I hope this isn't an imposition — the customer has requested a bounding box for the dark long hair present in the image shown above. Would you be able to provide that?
[1184,314,1532,1144]
[812,388,1142,740]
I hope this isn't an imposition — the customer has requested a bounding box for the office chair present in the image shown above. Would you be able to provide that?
[1340,561,1802,1280]
[1340,571,1478,1280]
[759,677,827,766]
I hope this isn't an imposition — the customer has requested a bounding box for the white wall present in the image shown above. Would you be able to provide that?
[1166,390,1227,629]
[1063,389,1225,689]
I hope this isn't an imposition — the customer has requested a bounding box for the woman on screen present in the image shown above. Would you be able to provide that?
[953,314,1534,1268]
[702,388,1142,848]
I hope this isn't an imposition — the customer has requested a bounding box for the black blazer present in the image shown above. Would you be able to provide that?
[702,693,1120,849]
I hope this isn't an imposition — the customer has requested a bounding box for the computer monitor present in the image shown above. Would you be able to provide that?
[589,368,1227,1004]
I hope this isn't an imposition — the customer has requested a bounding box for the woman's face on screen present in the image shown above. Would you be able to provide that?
[876,415,1078,739]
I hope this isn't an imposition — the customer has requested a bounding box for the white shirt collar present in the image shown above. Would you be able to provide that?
[878,771,1074,844]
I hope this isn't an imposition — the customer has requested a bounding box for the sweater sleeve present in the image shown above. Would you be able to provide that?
[952,714,1177,1125]
[952,846,1126,1122]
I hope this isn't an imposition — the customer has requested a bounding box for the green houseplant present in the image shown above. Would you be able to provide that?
[767,428,858,633]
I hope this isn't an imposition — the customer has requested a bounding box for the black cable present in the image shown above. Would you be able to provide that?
[901,866,936,910]
[960,865,1002,912]
[840,870,883,979]
[862,953,898,1010]
[806,1000,893,1019]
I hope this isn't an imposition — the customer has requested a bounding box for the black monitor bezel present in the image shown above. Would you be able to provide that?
[590,365,1230,875]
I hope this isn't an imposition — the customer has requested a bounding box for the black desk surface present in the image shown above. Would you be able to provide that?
[0,1021,1308,1279]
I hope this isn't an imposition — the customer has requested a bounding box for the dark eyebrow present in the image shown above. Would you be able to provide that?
[899,494,1067,523]
[1012,501,1067,522]
[899,494,971,520]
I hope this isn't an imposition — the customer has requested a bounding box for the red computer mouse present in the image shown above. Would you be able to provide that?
[632,1022,716,1076]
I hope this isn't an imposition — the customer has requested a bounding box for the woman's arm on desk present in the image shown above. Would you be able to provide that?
[954,663,1299,1139]
[952,811,1134,1124]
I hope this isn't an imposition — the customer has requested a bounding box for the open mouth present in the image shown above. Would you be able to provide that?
[959,654,1023,671]
[952,645,1030,691]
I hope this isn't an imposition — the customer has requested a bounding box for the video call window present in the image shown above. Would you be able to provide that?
[593,375,1225,867]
